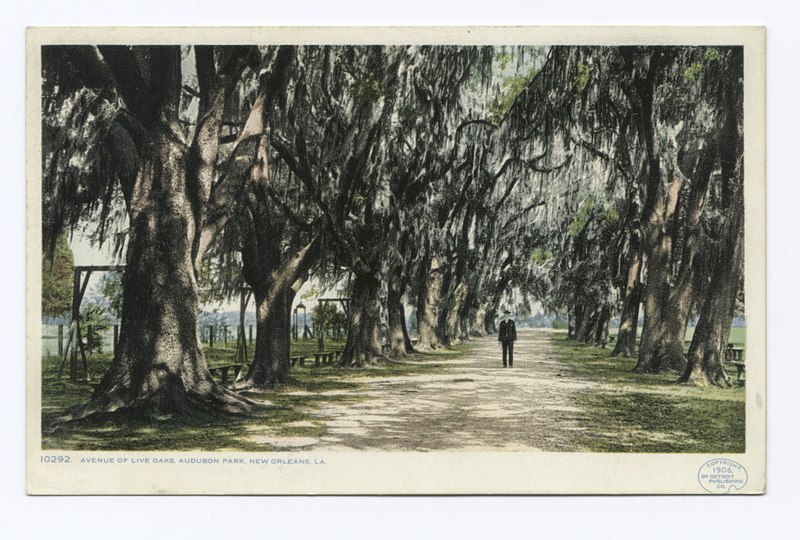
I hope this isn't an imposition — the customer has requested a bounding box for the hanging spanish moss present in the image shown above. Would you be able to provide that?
[41,42,746,424]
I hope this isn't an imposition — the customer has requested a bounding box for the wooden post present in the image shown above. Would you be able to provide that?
[209,325,215,348]
[57,324,63,356]
[318,302,325,352]
[87,324,94,356]
[249,325,253,344]
[113,324,119,354]
[224,325,228,346]
[235,325,247,363]
[57,328,74,377]
[76,323,89,381]
[70,269,80,380]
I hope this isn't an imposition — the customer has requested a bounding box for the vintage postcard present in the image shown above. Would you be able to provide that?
[26,26,766,494]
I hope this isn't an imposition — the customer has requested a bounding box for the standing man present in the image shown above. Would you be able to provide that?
[498,309,517,368]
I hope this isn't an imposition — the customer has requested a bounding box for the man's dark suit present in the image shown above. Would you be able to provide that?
[498,319,517,367]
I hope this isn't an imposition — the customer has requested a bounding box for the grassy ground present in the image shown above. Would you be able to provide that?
[40,342,454,451]
[551,332,745,453]
[608,326,746,357]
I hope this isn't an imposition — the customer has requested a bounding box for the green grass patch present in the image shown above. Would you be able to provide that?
[550,333,745,453]
[607,325,746,347]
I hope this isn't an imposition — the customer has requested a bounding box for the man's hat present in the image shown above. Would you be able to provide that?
[503,309,512,314]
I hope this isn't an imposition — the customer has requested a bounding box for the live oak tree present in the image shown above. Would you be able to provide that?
[267,45,496,364]
[200,46,325,390]
[264,45,399,366]
[384,46,496,352]
[43,45,265,420]
[610,46,744,376]
[677,47,744,386]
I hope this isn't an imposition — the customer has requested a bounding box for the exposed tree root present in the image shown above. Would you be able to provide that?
[414,342,446,353]
[676,366,732,387]
[227,375,296,393]
[339,352,400,367]
[46,377,258,433]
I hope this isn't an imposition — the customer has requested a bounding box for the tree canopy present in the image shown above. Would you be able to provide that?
[41,43,746,422]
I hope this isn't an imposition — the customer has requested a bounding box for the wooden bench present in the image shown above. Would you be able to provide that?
[313,352,325,367]
[208,364,245,384]
[725,345,744,363]
[313,351,338,367]
[725,344,745,383]
[731,361,746,382]
[291,356,307,367]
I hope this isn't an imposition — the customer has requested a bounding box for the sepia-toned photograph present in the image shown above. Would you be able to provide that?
[26,26,766,494]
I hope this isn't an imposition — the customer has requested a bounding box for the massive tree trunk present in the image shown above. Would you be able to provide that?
[435,265,454,344]
[612,273,642,357]
[237,234,320,389]
[67,130,252,421]
[636,175,691,373]
[624,48,722,374]
[636,249,693,372]
[458,285,476,341]
[441,281,469,346]
[483,306,498,334]
[472,302,488,337]
[576,308,588,342]
[243,288,294,388]
[50,45,263,423]
[679,73,744,386]
[575,304,609,346]
[636,135,715,373]
[340,271,385,366]
[386,251,414,357]
[593,306,611,347]
[387,283,412,357]
[415,255,445,351]
[678,213,742,386]
[400,300,414,353]
[612,283,642,357]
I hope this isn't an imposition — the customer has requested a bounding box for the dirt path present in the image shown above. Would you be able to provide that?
[260,329,595,451]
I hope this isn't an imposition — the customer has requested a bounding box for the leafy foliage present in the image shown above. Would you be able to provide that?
[99,272,123,319]
[41,232,73,317]
[80,301,110,353]
[312,303,348,337]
